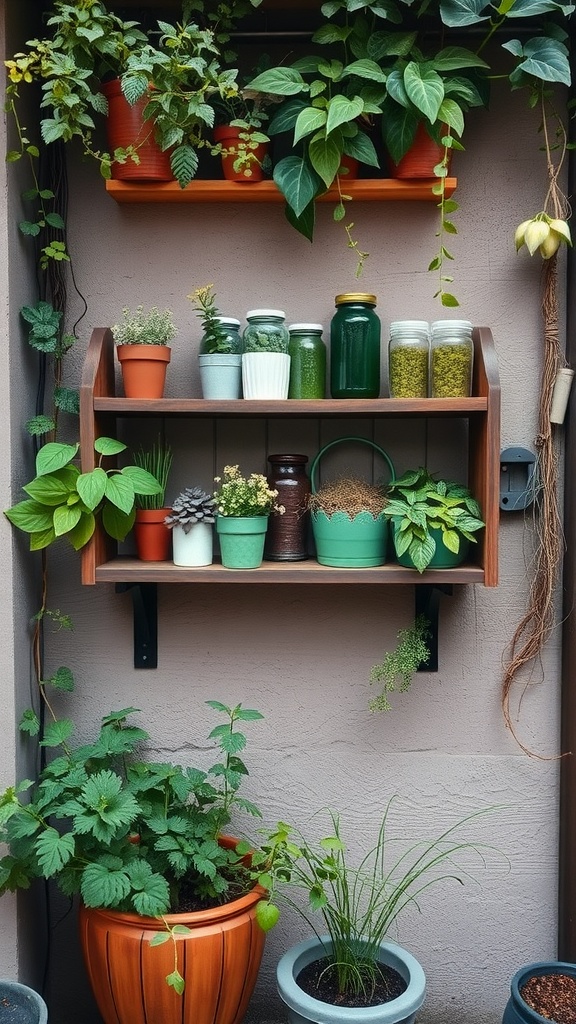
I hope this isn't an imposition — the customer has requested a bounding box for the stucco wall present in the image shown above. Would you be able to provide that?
[0,10,567,1020]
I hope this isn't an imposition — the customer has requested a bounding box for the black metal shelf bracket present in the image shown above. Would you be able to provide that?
[116,582,158,669]
[415,583,453,672]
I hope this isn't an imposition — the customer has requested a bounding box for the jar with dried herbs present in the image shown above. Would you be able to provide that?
[430,320,473,398]
[388,320,429,398]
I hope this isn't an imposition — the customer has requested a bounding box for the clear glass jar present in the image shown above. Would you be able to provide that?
[388,320,429,398]
[288,323,326,399]
[199,316,242,355]
[430,319,474,398]
[330,294,381,399]
[242,309,290,353]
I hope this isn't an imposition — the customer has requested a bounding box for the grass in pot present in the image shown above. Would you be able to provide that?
[133,439,173,561]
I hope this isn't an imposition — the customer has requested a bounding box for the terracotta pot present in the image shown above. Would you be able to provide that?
[102,78,173,181]
[338,154,359,179]
[214,124,269,182]
[79,840,266,1024]
[389,123,450,179]
[117,345,171,398]
[134,509,171,561]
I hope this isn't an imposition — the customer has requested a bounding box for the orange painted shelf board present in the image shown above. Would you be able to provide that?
[93,396,488,417]
[105,178,457,204]
[94,558,485,585]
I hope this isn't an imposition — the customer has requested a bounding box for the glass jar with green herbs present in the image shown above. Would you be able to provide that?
[288,323,326,399]
[430,320,474,398]
[388,320,429,398]
[242,310,290,353]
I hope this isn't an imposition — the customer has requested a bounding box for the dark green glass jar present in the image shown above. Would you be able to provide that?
[330,293,381,398]
[288,323,326,399]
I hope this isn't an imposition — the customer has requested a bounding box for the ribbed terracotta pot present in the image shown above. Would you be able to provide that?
[117,345,171,398]
[79,872,266,1024]
[102,78,173,181]
[389,123,450,179]
[134,509,171,561]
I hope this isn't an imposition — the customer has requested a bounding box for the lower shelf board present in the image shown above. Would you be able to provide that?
[94,558,486,584]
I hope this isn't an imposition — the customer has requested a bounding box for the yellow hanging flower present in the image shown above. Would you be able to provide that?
[515,213,572,260]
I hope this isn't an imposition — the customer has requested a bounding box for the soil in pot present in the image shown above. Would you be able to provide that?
[521,974,576,1023]
[297,957,407,1009]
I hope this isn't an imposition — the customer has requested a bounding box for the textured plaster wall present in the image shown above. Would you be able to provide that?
[0,11,567,1019]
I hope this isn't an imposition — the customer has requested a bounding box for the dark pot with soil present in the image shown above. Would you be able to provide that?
[503,962,576,1024]
[0,981,48,1023]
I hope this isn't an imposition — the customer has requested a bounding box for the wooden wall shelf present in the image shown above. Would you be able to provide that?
[79,327,500,588]
[105,178,457,204]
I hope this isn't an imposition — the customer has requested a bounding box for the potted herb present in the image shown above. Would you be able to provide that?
[255,802,498,1024]
[188,284,243,399]
[308,437,395,567]
[212,85,273,182]
[213,464,283,569]
[0,698,274,1024]
[164,486,217,566]
[4,437,162,550]
[383,467,485,573]
[133,439,174,561]
[369,615,431,711]
[111,305,177,398]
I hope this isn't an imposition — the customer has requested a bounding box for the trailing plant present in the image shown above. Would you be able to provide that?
[214,465,284,517]
[165,487,217,533]
[253,801,501,1002]
[383,467,485,573]
[4,437,162,550]
[133,440,173,510]
[188,284,234,353]
[0,698,274,990]
[112,305,177,346]
[369,614,431,712]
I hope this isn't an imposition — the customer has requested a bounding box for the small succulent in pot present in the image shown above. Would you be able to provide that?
[112,305,178,346]
[164,487,217,533]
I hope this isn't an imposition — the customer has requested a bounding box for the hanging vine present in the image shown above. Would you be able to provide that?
[502,90,572,756]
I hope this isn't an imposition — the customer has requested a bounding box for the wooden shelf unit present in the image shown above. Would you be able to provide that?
[79,327,500,587]
[105,178,457,204]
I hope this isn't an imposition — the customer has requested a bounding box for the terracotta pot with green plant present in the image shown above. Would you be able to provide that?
[112,305,177,398]
[133,439,174,561]
[254,802,501,1024]
[0,699,275,1024]
[383,467,485,573]
[164,486,217,566]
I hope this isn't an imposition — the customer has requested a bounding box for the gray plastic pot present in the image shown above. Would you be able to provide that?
[0,981,48,1023]
[277,936,426,1024]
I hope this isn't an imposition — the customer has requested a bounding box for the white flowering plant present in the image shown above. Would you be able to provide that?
[112,306,178,346]
[214,465,284,518]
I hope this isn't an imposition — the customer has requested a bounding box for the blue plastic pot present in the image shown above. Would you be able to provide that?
[503,961,576,1024]
[277,936,426,1024]
[0,981,48,1023]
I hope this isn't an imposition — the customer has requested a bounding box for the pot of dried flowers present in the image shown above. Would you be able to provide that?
[309,438,395,567]
[213,465,283,569]
[503,962,576,1024]
[164,487,217,566]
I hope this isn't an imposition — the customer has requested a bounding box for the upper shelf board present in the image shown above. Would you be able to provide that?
[105,178,457,204]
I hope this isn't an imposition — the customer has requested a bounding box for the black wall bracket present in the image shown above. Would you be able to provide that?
[116,582,158,669]
[415,583,453,672]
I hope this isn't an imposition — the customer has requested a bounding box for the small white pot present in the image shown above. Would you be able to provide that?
[242,352,290,399]
[171,522,213,566]
[198,354,242,399]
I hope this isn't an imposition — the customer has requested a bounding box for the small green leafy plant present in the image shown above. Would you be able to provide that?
[112,306,177,346]
[0,699,271,990]
[213,465,284,517]
[188,284,236,354]
[384,467,485,573]
[4,437,162,550]
[369,615,431,712]
[254,801,500,1003]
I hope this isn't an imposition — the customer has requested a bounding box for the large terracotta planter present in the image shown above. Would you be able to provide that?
[117,345,171,398]
[134,508,171,561]
[102,79,173,181]
[79,884,266,1024]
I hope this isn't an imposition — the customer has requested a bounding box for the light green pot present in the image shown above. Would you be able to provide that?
[216,515,268,569]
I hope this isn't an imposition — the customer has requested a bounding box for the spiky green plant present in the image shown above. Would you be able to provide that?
[134,440,173,510]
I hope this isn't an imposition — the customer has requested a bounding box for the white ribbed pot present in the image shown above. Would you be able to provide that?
[242,352,290,399]
[198,354,242,399]
[276,937,426,1024]
[171,522,213,566]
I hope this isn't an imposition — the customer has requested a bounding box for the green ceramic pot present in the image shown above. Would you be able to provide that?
[394,525,470,569]
[216,515,268,569]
